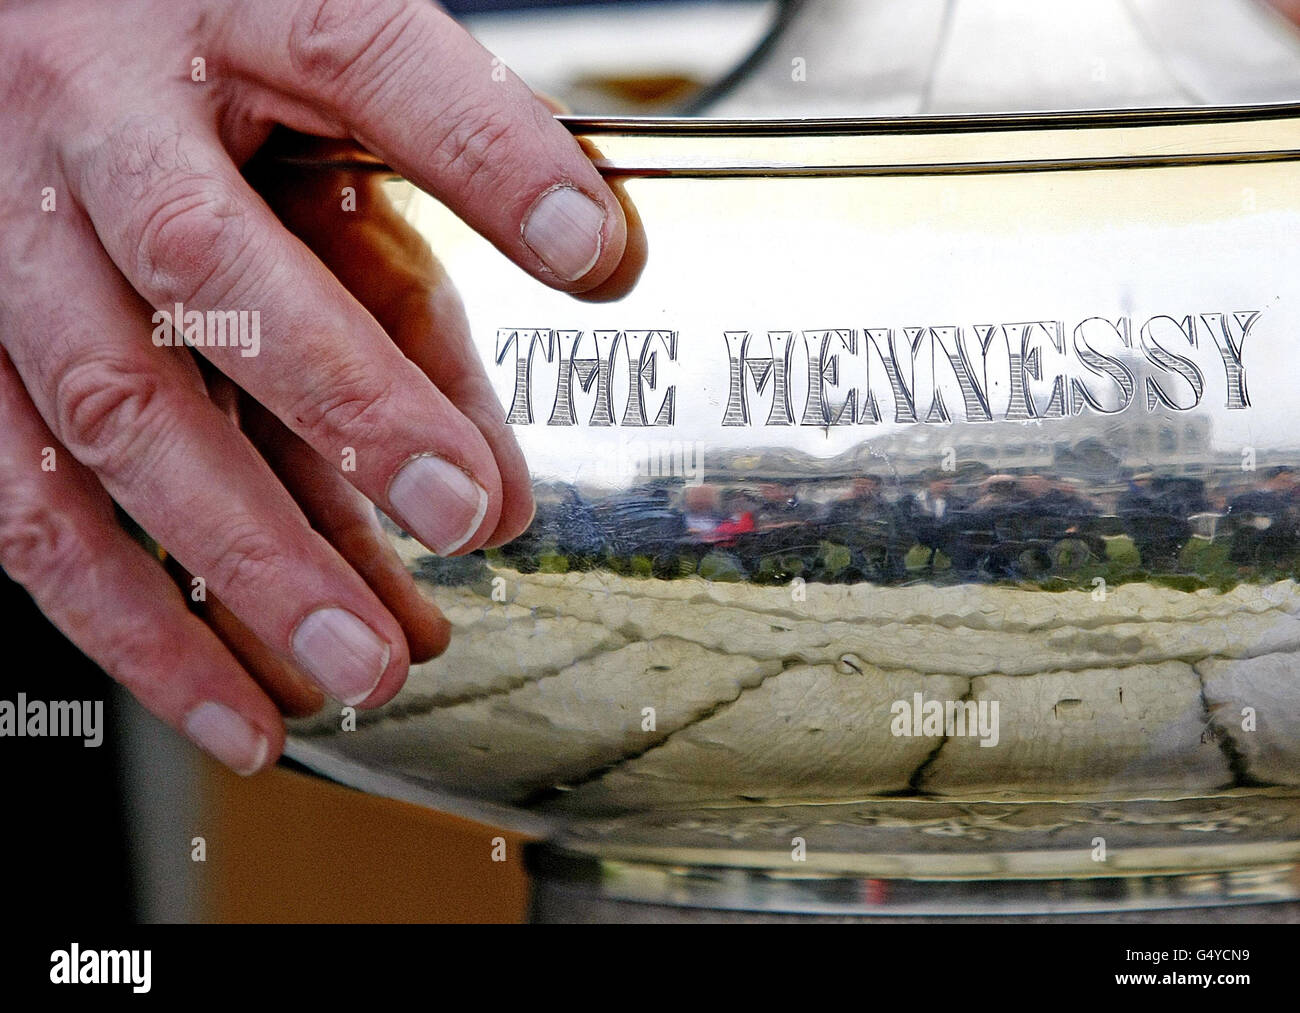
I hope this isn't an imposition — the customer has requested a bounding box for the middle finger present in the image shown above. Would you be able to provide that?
[67,117,504,560]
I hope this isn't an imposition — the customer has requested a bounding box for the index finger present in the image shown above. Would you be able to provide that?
[218,0,626,291]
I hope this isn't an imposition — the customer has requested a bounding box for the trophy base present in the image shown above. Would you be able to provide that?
[526,844,1300,922]
[528,794,1300,921]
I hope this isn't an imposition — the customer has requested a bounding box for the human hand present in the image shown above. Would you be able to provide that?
[0,0,628,773]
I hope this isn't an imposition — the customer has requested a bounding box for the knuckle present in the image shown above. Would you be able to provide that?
[131,180,248,307]
[430,103,518,190]
[0,498,84,589]
[81,120,249,306]
[287,0,416,91]
[207,519,289,594]
[0,489,169,696]
[52,352,169,479]
[290,358,398,449]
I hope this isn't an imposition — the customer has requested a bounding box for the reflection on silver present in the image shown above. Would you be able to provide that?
[285,103,1300,911]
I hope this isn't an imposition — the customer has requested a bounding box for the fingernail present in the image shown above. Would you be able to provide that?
[184,702,268,776]
[388,454,489,555]
[522,185,605,281]
[292,607,390,705]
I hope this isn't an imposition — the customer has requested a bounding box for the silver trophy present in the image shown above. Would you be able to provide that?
[282,0,1300,917]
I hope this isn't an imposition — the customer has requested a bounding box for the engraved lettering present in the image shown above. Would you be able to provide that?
[723,330,795,427]
[862,327,917,425]
[1199,311,1256,410]
[499,309,1260,428]
[1070,317,1135,415]
[621,329,678,427]
[496,328,552,425]
[1141,315,1204,411]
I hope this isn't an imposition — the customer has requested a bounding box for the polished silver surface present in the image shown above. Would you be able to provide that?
[281,104,1300,913]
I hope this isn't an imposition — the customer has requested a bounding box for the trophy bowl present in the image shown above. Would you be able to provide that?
[283,106,1300,916]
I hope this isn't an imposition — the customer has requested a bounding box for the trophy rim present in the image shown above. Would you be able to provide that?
[555,101,1300,135]
[270,101,1300,178]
